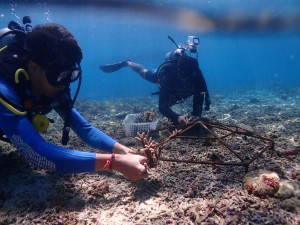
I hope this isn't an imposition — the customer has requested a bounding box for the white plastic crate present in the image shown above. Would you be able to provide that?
[122,114,158,137]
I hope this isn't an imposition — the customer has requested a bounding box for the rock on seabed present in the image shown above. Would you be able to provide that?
[243,170,280,197]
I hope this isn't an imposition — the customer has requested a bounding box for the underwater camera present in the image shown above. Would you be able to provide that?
[187,35,199,53]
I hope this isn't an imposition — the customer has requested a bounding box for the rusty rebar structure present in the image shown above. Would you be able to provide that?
[134,119,274,172]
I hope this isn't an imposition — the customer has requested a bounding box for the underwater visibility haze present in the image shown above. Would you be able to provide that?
[0,0,299,100]
[1,2,300,223]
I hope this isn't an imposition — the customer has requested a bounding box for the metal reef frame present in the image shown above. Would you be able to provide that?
[134,119,275,172]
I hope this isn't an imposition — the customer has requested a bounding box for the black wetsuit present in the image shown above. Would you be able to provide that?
[144,56,210,124]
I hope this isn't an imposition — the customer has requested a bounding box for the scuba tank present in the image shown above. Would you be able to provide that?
[164,35,186,61]
[0,29,27,80]
[0,17,31,143]
[0,16,32,79]
[158,36,200,97]
[164,48,185,61]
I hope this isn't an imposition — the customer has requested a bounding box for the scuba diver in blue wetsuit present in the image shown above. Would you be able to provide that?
[100,36,211,125]
[0,16,148,181]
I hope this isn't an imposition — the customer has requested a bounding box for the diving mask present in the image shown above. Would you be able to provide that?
[45,62,81,87]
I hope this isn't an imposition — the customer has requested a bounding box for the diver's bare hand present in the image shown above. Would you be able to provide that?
[177,115,189,124]
[112,142,132,154]
[113,154,149,181]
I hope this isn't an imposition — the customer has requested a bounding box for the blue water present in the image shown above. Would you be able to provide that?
[1,1,299,100]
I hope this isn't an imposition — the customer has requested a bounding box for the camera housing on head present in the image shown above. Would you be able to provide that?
[165,35,200,61]
[186,36,200,53]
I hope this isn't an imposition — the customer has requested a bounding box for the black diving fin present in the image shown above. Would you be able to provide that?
[99,61,128,73]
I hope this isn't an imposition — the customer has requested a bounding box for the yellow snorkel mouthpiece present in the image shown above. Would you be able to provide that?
[32,114,49,133]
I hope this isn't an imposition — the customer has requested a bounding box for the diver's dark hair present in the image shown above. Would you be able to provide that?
[25,23,82,67]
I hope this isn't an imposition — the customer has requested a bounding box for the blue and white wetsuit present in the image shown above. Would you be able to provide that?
[0,76,116,173]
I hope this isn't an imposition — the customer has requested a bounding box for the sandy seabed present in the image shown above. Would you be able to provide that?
[1,85,300,225]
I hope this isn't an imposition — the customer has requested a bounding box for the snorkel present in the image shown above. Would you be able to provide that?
[164,36,186,61]
[168,35,181,49]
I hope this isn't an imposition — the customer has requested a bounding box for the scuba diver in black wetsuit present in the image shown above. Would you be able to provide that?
[100,36,211,125]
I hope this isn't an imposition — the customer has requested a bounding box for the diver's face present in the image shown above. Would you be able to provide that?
[28,61,65,98]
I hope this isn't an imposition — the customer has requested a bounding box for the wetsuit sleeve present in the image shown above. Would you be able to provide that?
[157,63,181,124]
[159,88,180,124]
[0,76,101,173]
[192,90,205,116]
[192,68,210,116]
[0,104,97,174]
[69,108,116,152]
[198,68,210,101]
